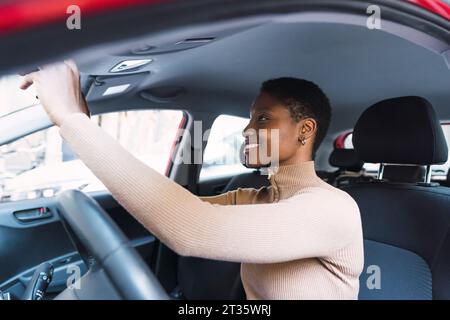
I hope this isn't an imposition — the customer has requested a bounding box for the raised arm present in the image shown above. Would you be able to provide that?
[59,113,359,264]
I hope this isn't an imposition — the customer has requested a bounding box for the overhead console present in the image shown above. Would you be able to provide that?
[85,72,150,102]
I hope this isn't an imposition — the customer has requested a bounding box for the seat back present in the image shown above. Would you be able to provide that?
[348,96,450,300]
[344,183,450,299]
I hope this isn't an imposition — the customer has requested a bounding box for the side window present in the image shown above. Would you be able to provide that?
[341,123,450,179]
[200,115,252,181]
[0,110,183,202]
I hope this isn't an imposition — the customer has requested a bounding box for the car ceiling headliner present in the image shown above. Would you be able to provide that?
[82,15,450,136]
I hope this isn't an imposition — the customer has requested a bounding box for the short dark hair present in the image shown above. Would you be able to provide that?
[260,77,332,153]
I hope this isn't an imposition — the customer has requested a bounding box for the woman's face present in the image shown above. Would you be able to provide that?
[242,92,314,168]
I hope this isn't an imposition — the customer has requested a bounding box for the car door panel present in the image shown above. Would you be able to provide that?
[0,190,158,299]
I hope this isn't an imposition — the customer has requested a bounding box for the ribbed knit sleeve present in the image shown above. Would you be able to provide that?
[59,113,360,264]
[199,191,239,205]
[199,188,261,205]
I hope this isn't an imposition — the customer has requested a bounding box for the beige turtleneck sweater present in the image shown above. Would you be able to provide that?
[59,113,364,300]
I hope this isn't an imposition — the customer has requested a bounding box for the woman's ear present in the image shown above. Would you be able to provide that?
[298,118,317,142]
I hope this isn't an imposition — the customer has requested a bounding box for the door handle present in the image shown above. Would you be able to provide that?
[13,207,52,222]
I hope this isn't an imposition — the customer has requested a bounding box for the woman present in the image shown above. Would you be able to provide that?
[20,61,364,300]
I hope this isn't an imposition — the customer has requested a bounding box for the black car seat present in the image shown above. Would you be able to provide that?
[327,149,366,187]
[342,96,450,300]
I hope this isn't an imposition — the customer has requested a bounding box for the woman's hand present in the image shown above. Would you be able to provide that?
[20,60,90,126]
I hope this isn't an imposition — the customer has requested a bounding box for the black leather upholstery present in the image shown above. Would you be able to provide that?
[353,96,448,165]
[348,96,450,300]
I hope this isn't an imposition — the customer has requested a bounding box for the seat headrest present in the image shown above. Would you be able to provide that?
[329,149,363,172]
[353,96,448,165]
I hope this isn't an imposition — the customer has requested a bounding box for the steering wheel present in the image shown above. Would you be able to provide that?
[54,189,168,300]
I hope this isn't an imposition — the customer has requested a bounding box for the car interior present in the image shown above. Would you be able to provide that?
[0,0,450,300]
